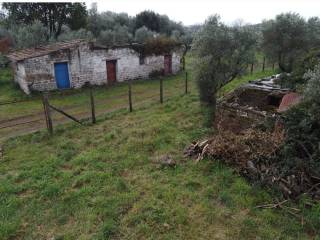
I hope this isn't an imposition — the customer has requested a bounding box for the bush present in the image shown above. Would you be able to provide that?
[0,53,9,68]
[279,51,320,89]
[278,64,320,176]
[149,69,164,78]
[133,36,180,56]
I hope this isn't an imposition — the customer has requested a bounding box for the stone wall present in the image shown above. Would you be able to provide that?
[18,42,182,94]
[13,62,29,94]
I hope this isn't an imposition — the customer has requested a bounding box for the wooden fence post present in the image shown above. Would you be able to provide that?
[128,79,133,112]
[89,87,96,124]
[250,63,254,74]
[42,92,53,135]
[262,57,266,72]
[160,77,163,104]
[182,56,186,71]
[272,63,275,71]
[185,71,188,94]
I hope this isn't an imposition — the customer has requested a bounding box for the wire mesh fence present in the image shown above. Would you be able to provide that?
[0,72,191,142]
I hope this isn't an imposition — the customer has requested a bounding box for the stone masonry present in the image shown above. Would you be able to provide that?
[8,41,183,94]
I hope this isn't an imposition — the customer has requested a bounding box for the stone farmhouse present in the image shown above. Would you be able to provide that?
[7,39,183,94]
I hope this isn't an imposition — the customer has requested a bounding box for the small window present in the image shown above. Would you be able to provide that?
[139,54,145,65]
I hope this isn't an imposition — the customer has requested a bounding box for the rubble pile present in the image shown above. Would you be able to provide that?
[185,75,319,200]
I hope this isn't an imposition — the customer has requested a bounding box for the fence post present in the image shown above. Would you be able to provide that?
[128,79,133,112]
[42,92,53,135]
[160,77,163,104]
[182,56,186,71]
[262,56,266,72]
[272,63,275,71]
[89,87,96,124]
[250,63,254,74]
[185,71,188,94]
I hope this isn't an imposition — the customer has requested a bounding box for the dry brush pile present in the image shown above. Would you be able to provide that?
[184,110,320,201]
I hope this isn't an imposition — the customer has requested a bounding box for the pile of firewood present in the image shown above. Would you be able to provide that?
[184,128,320,200]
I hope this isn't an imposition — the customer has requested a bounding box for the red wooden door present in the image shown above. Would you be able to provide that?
[164,55,172,75]
[106,60,117,84]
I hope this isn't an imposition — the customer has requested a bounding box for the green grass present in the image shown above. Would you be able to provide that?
[0,70,188,121]
[219,69,276,96]
[0,82,318,239]
[0,63,318,239]
[0,68,31,103]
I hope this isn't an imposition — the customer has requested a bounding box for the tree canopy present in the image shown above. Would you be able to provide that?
[2,2,87,39]
[192,15,256,120]
[261,13,316,72]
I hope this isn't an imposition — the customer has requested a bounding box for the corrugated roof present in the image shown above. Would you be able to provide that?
[278,92,302,112]
[7,39,85,62]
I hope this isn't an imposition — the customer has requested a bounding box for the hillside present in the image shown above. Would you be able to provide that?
[1,69,316,239]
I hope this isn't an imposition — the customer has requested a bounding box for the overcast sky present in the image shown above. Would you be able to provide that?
[87,0,320,25]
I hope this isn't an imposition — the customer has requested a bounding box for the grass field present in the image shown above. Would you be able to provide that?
[0,69,188,121]
[1,66,319,239]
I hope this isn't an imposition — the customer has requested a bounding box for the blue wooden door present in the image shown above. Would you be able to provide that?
[54,62,70,89]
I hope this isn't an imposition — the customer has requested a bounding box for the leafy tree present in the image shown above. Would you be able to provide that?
[261,13,308,72]
[2,2,87,39]
[9,20,47,49]
[67,3,87,31]
[113,25,132,45]
[135,11,160,32]
[57,27,93,41]
[87,3,99,37]
[192,15,256,121]
[171,30,182,41]
[87,4,135,38]
[98,30,114,46]
[97,25,132,46]
[307,17,320,49]
[134,26,154,43]
[158,15,171,35]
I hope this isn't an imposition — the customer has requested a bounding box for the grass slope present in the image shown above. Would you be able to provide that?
[1,85,316,239]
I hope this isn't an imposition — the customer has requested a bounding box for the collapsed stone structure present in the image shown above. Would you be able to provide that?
[7,39,183,94]
[219,75,301,122]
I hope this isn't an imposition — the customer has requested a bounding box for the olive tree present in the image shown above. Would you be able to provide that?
[192,15,256,122]
[57,27,93,42]
[98,30,114,46]
[134,26,154,43]
[9,20,47,49]
[262,13,308,72]
[307,17,320,49]
[98,25,132,46]
[113,25,132,45]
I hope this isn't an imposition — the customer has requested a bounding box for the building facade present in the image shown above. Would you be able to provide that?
[7,40,183,94]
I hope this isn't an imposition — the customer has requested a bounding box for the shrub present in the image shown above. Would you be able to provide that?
[149,69,164,78]
[143,36,180,56]
[279,51,320,89]
[278,64,320,176]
